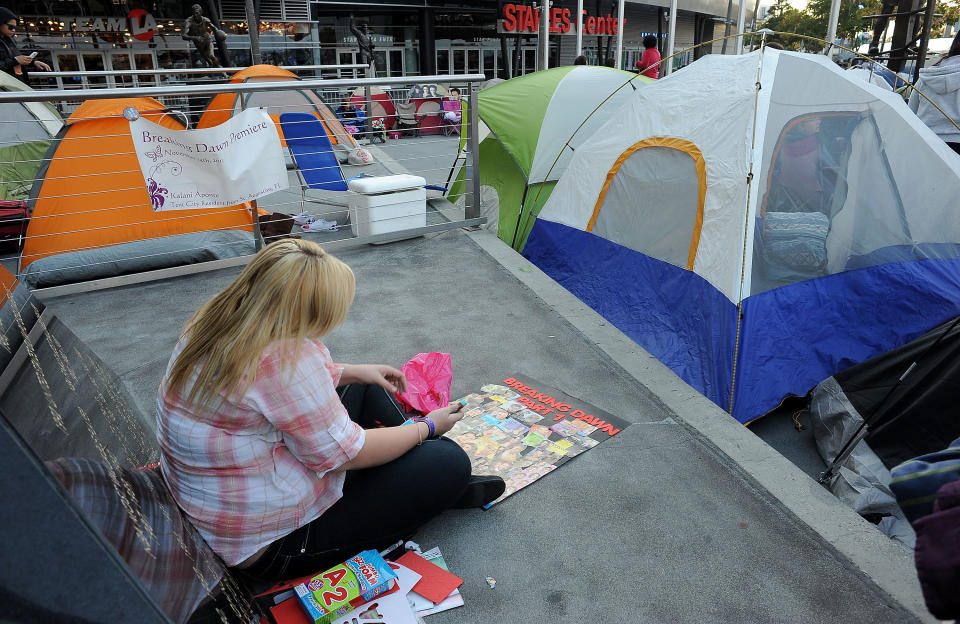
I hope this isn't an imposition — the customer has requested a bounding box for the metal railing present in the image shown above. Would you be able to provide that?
[0,73,484,295]
[40,64,368,78]
[27,64,373,101]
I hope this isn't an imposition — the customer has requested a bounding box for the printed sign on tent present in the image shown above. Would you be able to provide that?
[129,107,288,211]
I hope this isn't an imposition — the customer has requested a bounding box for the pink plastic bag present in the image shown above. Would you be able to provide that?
[395,352,452,415]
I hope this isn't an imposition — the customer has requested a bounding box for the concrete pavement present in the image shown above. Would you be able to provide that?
[39,227,931,623]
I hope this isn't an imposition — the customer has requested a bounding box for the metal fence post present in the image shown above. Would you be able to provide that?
[239,94,264,251]
[467,80,482,222]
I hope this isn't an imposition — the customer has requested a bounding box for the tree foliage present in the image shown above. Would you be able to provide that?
[761,0,959,51]
[932,0,960,35]
[761,0,878,50]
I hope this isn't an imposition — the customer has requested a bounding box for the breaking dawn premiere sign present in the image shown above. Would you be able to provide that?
[130,107,289,211]
[498,3,624,36]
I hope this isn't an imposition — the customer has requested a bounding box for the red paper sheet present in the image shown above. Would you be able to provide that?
[394,551,464,604]
[269,598,311,624]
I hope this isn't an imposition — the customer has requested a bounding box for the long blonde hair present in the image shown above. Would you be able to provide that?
[166,239,356,407]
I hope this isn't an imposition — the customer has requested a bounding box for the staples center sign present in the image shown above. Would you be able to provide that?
[499,4,624,36]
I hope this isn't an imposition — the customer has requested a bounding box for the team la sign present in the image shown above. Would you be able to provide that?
[50,11,158,39]
[499,3,624,36]
[127,9,157,41]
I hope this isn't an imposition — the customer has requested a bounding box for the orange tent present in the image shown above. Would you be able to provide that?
[0,264,17,309]
[20,98,254,271]
[197,65,359,155]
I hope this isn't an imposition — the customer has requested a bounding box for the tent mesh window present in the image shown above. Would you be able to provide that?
[752,53,960,295]
[592,146,700,270]
[752,112,860,293]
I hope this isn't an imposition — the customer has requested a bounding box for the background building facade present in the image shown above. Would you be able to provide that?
[4,0,749,83]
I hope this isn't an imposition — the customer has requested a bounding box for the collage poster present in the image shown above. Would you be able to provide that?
[448,374,631,507]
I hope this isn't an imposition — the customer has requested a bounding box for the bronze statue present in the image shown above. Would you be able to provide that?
[183,4,226,68]
[349,16,375,68]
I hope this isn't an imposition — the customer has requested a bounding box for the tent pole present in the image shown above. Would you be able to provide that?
[615,0,625,69]
[511,185,532,249]
[728,32,768,416]
[818,314,960,485]
[576,0,584,56]
[665,0,677,75]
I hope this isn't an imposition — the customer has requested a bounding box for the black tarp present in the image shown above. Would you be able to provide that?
[0,407,171,623]
[0,284,157,466]
[0,286,209,623]
[831,316,960,469]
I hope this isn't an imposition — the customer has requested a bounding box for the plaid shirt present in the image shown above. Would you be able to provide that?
[156,338,365,566]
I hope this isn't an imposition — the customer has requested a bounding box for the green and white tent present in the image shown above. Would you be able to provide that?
[448,66,651,249]
[0,72,63,200]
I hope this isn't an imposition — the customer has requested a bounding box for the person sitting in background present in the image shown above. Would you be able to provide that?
[0,7,51,82]
[338,98,366,134]
[443,87,462,123]
[909,30,960,154]
[573,55,588,65]
[156,239,505,583]
[636,35,661,79]
[338,98,357,121]
[604,56,616,68]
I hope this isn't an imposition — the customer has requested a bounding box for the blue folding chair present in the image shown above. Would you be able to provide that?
[279,112,349,193]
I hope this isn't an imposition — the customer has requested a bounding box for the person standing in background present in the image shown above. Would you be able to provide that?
[635,35,662,79]
[0,7,51,82]
[909,31,960,155]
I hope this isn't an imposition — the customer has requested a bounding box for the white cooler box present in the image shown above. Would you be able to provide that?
[348,174,426,243]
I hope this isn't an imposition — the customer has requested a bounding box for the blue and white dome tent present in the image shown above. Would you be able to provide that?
[523,48,960,424]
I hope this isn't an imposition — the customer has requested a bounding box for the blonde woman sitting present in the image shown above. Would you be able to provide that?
[157,239,504,583]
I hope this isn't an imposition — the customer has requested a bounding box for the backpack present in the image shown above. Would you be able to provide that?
[0,200,30,249]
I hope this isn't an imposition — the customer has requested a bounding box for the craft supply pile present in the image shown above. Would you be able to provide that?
[254,544,466,624]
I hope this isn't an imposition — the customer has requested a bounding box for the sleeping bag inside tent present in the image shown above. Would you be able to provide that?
[20,98,255,287]
[524,49,960,424]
